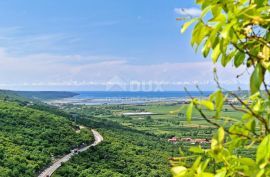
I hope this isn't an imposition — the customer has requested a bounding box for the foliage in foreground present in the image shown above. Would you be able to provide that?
[172,0,270,176]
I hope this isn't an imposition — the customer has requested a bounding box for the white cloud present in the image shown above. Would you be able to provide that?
[0,48,249,91]
[174,8,201,17]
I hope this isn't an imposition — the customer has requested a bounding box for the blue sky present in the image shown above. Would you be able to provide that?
[0,0,248,91]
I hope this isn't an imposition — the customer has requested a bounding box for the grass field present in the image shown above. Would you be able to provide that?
[54,101,252,177]
[64,102,244,139]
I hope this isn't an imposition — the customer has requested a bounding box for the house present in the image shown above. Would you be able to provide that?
[168,136,178,143]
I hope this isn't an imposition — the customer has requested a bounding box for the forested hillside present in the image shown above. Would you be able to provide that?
[0,100,93,177]
[0,90,78,101]
[16,91,79,100]
[53,116,176,177]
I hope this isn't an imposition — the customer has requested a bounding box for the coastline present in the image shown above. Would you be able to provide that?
[46,91,211,106]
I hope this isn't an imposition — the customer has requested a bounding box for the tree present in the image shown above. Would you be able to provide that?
[172,0,270,176]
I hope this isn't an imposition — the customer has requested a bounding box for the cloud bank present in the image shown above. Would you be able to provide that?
[0,48,249,91]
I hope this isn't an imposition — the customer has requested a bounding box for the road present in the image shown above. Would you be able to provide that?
[38,129,103,177]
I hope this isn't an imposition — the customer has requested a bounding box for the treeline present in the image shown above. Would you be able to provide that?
[0,90,78,101]
[16,91,79,100]
[0,100,93,177]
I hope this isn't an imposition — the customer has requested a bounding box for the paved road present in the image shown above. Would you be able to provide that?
[38,129,103,177]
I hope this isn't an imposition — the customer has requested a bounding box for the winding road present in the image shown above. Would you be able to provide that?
[38,129,103,177]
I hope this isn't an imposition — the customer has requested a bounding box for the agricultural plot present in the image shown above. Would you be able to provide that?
[63,102,244,139]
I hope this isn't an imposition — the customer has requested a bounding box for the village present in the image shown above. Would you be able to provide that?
[168,136,211,145]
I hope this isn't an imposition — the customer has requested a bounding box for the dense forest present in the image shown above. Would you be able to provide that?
[53,117,177,177]
[0,90,179,177]
[0,90,258,177]
[0,97,93,177]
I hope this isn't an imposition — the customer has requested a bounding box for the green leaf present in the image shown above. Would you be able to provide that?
[194,23,210,46]
[200,158,210,172]
[186,102,193,122]
[209,14,226,23]
[250,63,264,94]
[261,61,270,70]
[256,135,270,168]
[181,18,198,33]
[201,5,212,17]
[211,5,222,17]
[211,43,221,63]
[191,21,204,46]
[266,31,270,41]
[249,92,260,100]
[220,23,234,39]
[169,105,185,114]
[253,99,262,112]
[208,23,223,49]
[209,90,224,117]
[189,146,204,153]
[211,127,225,152]
[239,158,256,167]
[198,100,214,110]
[220,38,228,54]
[234,51,245,68]
[255,0,267,7]
[246,119,256,132]
[262,45,269,61]
[256,169,265,177]
[171,166,187,176]
[215,168,227,177]
[200,172,214,177]
[215,90,224,117]
[191,156,202,169]
[217,127,225,144]
[202,1,211,9]
[221,50,236,67]
[202,40,211,58]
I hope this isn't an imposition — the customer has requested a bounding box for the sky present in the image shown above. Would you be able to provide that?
[0,0,249,91]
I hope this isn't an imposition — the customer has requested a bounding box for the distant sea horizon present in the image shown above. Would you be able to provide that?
[47,91,213,105]
[73,91,213,99]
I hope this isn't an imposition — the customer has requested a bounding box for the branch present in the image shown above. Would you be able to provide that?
[193,103,253,139]
[247,36,270,49]
[184,88,253,139]
[229,103,248,114]
[229,103,259,136]
[229,92,270,133]
[231,27,263,60]
[262,78,270,97]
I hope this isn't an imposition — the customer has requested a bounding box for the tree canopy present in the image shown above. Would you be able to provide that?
[172,0,270,176]
[0,99,93,177]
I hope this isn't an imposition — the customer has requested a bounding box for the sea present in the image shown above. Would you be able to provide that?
[49,91,212,105]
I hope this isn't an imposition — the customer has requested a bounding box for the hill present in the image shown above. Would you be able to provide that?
[15,91,79,100]
[0,99,93,177]
[0,90,78,101]
[52,112,177,177]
